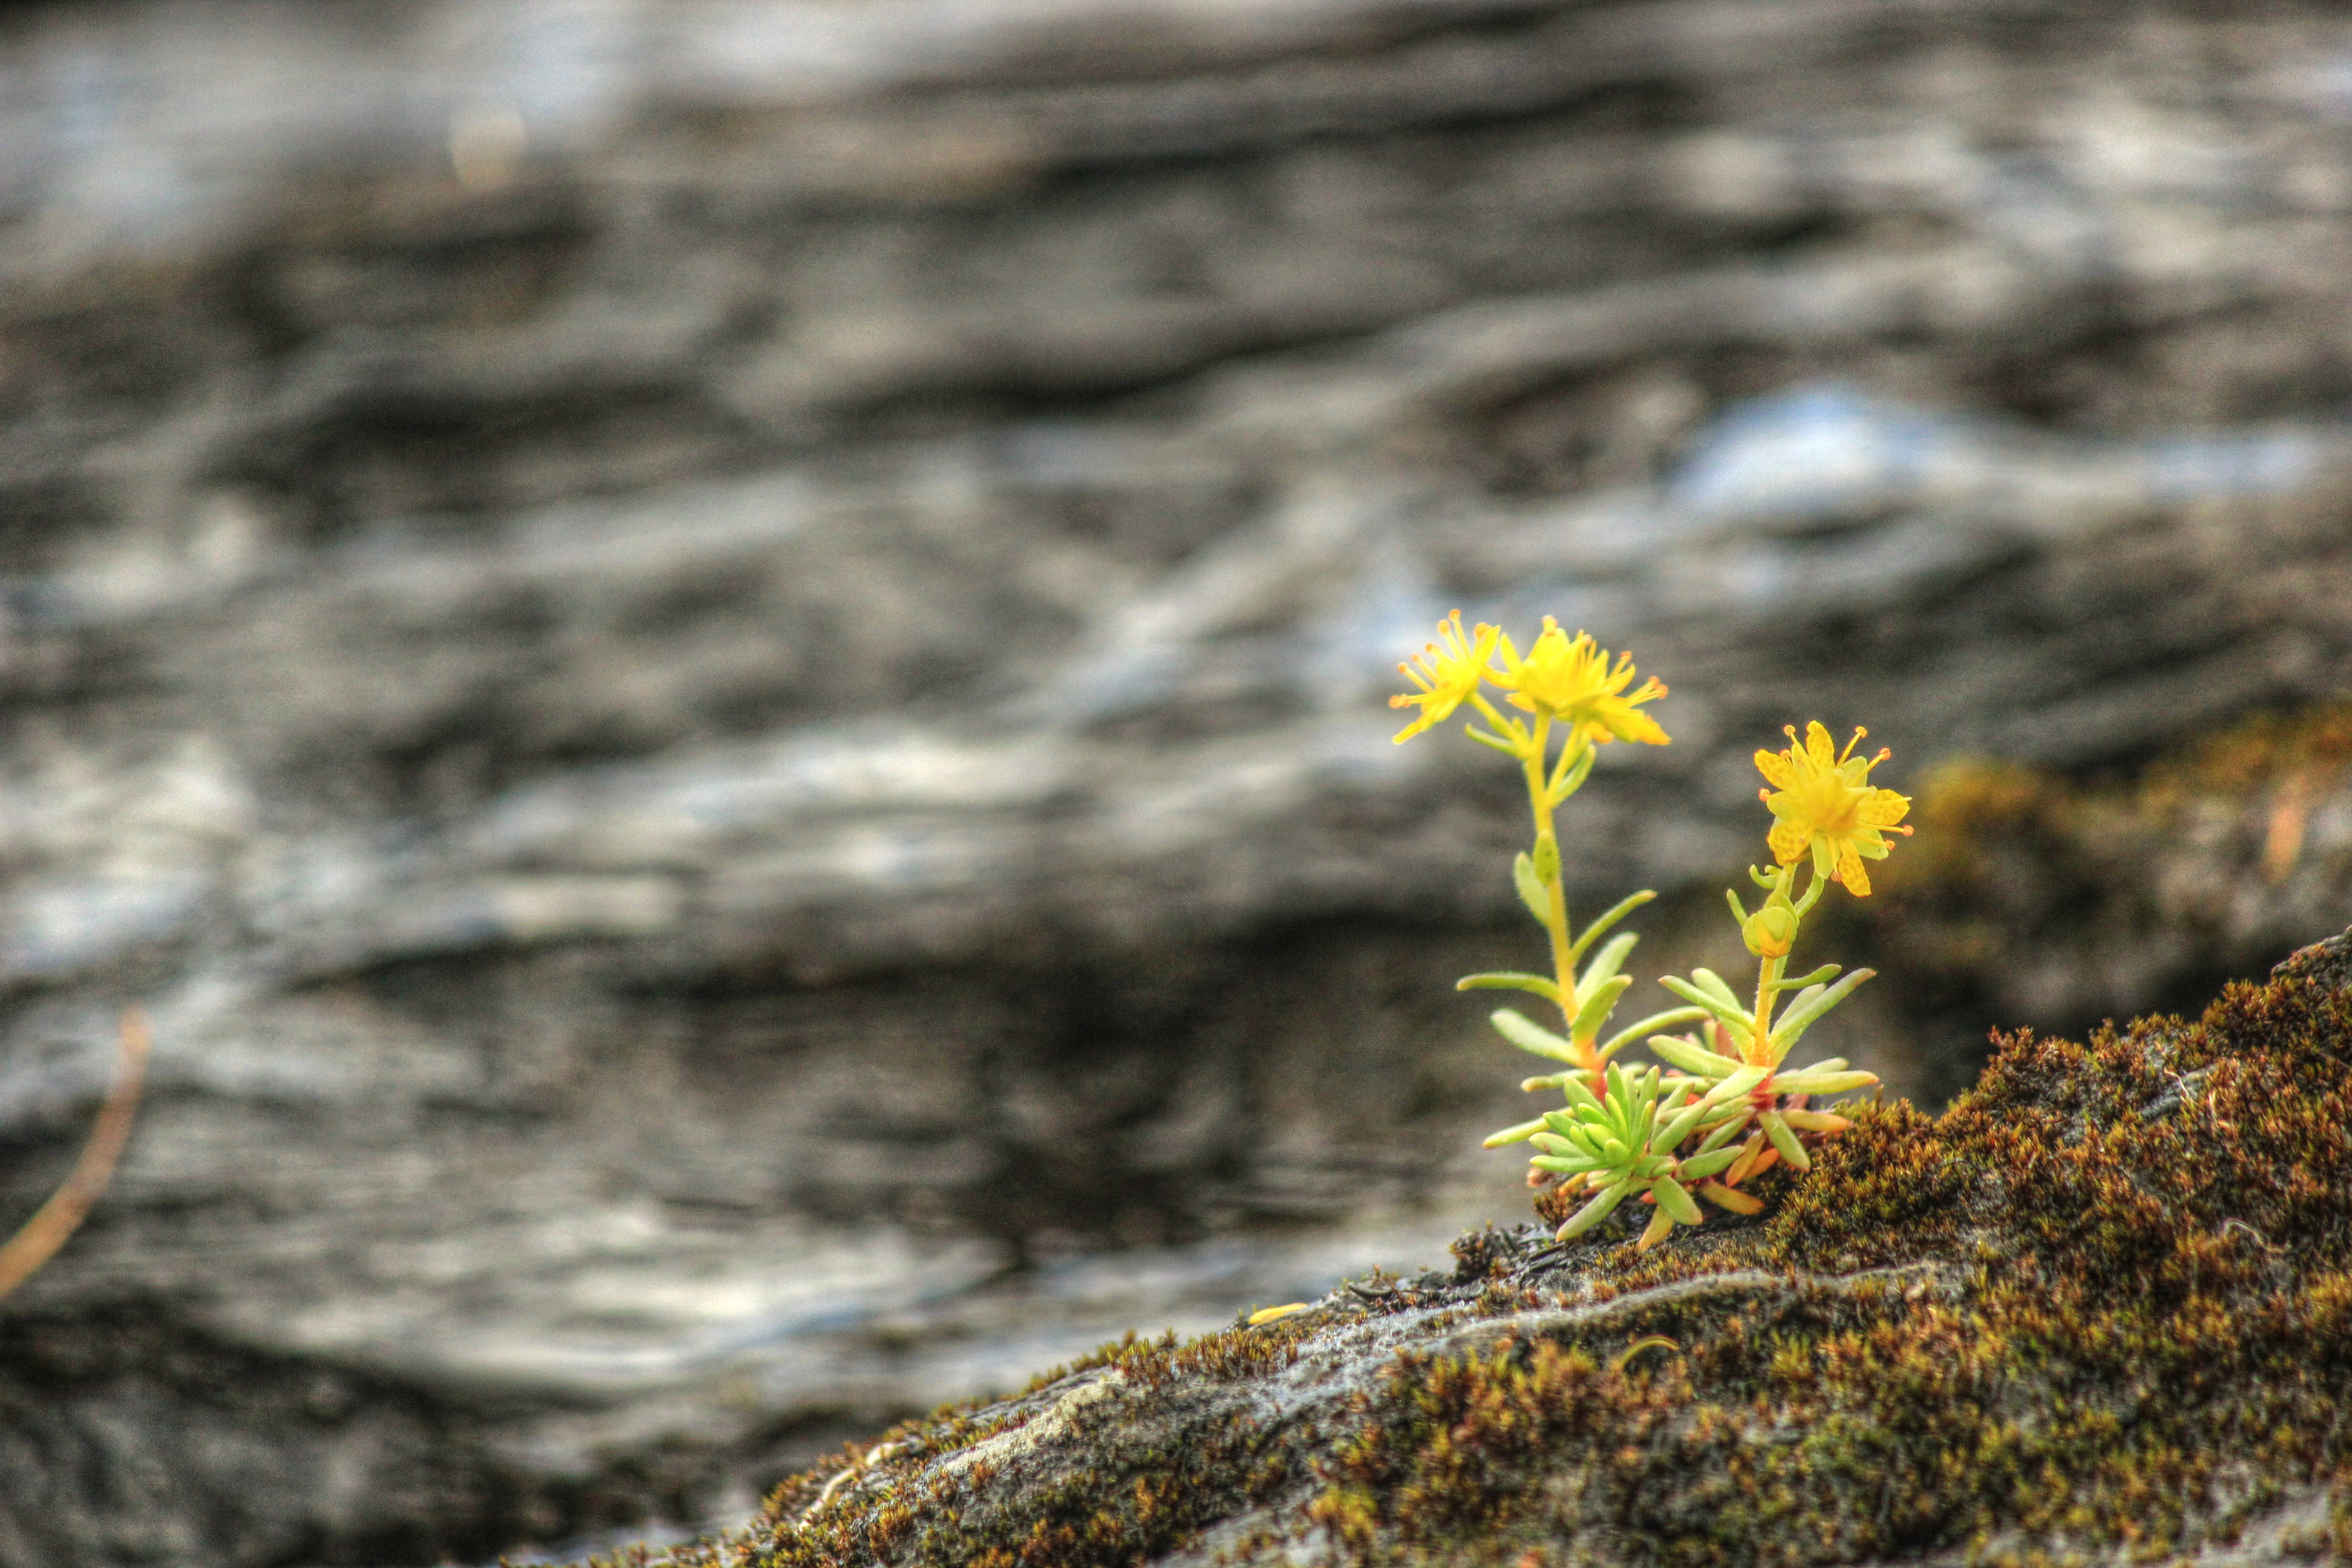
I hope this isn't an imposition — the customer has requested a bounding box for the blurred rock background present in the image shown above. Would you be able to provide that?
[0,1,2350,1563]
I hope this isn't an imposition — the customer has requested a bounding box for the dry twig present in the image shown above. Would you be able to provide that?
[0,1009,150,1304]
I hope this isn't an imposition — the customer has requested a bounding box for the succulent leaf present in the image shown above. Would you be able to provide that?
[1657,977,1756,1042]
[1481,1116,1548,1148]
[1546,741,1597,805]
[1557,1177,1633,1240]
[1512,852,1550,925]
[1559,1075,1606,1114]
[1654,1177,1701,1225]
[1697,1180,1763,1215]
[1769,1069,1881,1096]
[1690,968,1747,1010]
[1759,1109,1812,1171]
[1771,964,1842,992]
[1490,1009,1578,1063]
[1458,972,1563,1002]
[1578,935,1642,997]
[1646,1033,1744,1078]
[1771,967,1877,1042]
[1568,890,1656,961]
[1651,1097,1713,1152]
[1678,1147,1743,1180]
[1597,1006,1710,1060]
[1696,1112,1753,1153]
[1705,1064,1771,1104]
[1571,974,1634,1040]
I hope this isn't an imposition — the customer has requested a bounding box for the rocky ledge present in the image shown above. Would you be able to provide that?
[630,927,2352,1568]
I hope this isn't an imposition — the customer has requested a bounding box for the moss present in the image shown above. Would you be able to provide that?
[1849,698,2352,1103]
[1876,697,2352,970]
[1891,698,2352,864]
[627,928,2352,1568]
[1304,934,2352,1565]
[2147,703,2352,804]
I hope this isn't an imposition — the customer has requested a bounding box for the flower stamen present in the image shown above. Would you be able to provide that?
[1388,610,1500,744]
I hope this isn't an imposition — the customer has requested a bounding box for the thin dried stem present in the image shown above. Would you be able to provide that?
[0,1009,149,1304]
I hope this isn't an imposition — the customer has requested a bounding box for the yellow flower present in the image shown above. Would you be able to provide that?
[1389,610,1500,743]
[1492,618,1669,747]
[1755,722,1912,896]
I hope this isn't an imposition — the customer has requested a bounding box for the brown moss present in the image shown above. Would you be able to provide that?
[1880,697,2352,926]
[1858,699,2352,1092]
[1303,935,2352,1564]
[2150,703,2352,804]
[1889,699,2352,870]
[631,929,2352,1568]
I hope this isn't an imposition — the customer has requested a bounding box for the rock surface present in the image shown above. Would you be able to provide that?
[4,0,2352,1563]
[641,926,2352,1568]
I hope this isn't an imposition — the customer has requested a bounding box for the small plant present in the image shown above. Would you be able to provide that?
[1391,612,1700,1099]
[1392,616,1911,1249]
[1623,722,1911,1241]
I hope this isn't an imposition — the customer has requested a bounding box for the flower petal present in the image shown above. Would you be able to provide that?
[1835,842,1872,897]
[1390,706,1443,744]
[1754,750,1798,789]
[1768,818,1811,867]
[1857,789,1911,828]
[1603,707,1671,746]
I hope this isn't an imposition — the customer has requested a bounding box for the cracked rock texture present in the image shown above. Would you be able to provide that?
[2,0,2352,1563]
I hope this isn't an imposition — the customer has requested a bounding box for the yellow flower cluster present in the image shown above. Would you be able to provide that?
[1389,607,1919,1250]
[1389,612,1670,751]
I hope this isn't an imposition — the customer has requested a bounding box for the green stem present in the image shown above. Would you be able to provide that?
[1470,691,1597,1088]
[1518,715,1579,1032]
[1749,953,1785,1068]
[1794,864,1827,916]
[1747,865,1795,1068]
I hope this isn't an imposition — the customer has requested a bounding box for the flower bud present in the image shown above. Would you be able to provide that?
[1742,904,1798,958]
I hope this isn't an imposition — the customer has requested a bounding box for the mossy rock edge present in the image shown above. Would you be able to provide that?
[625,930,2352,1568]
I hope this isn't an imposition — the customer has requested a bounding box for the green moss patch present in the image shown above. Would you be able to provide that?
[616,929,2352,1568]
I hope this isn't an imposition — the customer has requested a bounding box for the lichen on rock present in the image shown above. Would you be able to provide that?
[622,927,2352,1568]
